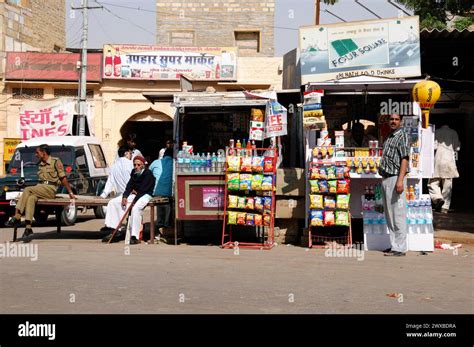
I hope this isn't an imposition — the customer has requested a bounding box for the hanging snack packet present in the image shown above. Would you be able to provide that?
[227,173,240,190]
[344,166,351,178]
[309,180,320,193]
[263,197,272,213]
[336,166,345,179]
[310,210,324,226]
[263,156,275,173]
[228,195,238,209]
[263,214,271,226]
[254,214,263,226]
[227,156,241,172]
[324,211,335,226]
[310,167,320,180]
[246,197,255,210]
[246,213,255,226]
[237,196,246,209]
[327,146,334,157]
[312,147,320,158]
[241,157,253,173]
[254,196,264,212]
[251,174,264,191]
[327,166,336,180]
[336,194,350,210]
[310,194,324,209]
[328,180,337,193]
[337,179,350,194]
[237,212,246,225]
[335,211,350,226]
[262,176,273,191]
[252,156,264,173]
[228,211,237,225]
[318,180,329,193]
[239,174,253,190]
[324,195,336,209]
[320,147,327,158]
[318,167,327,180]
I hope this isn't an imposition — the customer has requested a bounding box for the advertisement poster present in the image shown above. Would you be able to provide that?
[265,100,288,138]
[103,44,237,81]
[3,138,22,162]
[299,16,420,83]
[202,187,224,208]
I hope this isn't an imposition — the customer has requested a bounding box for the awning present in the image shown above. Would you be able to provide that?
[172,92,269,108]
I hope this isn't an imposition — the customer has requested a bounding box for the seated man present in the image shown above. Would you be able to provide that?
[102,156,155,244]
[5,144,75,240]
[149,148,174,240]
[344,122,376,147]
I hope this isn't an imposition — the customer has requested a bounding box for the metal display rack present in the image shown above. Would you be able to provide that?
[221,147,277,250]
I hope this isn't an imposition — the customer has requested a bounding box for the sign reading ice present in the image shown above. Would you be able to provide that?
[299,16,421,83]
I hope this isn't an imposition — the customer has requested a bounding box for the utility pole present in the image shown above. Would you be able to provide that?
[315,0,320,25]
[71,0,102,136]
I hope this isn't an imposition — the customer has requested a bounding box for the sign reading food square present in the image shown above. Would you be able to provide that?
[299,16,420,83]
[103,44,237,81]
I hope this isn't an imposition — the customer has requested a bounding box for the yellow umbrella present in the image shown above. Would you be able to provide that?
[412,80,441,128]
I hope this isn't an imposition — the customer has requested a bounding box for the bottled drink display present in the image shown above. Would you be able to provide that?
[104,49,113,77]
[113,47,122,77]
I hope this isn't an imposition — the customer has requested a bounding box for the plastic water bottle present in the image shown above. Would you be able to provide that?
[206,153,211,173]
[190,154,197,173]
[177,151,184,173]
[184,152,191,173]
[199,154,206,172]
[211,153,217,173]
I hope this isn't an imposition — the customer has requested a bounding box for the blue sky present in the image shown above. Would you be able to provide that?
[67,0,412,56]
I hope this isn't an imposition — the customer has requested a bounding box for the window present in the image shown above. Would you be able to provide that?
[234,31,260,55]
[75,147,88,170]
[12,88,44,99]
[169,31,195,46]
[54,89,94,99]
[88,144,107,168]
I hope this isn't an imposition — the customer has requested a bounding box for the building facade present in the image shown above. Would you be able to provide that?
[156,0,275,57]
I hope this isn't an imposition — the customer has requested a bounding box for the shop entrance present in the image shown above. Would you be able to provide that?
[120,109,173,163]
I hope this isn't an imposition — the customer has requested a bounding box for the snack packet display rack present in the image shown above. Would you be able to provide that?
[221,147,278,250]
[308,154,353,248]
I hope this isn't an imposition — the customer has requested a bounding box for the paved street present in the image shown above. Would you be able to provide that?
[0,212,473,314]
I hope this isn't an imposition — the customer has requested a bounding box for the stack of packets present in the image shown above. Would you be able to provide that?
[309,164,351,227]
[303,90,326,130]
[346,157,381,174]
[227,196,272,227]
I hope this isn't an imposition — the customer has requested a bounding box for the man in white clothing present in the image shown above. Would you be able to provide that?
[428,125,461,213]
[101,147,133,199]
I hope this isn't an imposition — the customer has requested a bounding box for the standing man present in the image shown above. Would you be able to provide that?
[4,144,75,240]
[158,139,174,160]
[100,146,133,199]
[102,156,155,244]
[428,125,460,213]
[116,133,142,162]
[378,114,410,257]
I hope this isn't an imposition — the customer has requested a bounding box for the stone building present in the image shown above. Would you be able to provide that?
[156,0,275,57]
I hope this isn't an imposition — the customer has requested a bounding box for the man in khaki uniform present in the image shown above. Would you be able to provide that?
[5,144,75,240]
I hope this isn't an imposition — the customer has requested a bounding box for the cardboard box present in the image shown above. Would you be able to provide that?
[276,168,305,196]
[275,197,305,219]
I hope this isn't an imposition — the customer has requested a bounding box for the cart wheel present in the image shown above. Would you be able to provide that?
[94,205,107,219]
[61,205,77,226]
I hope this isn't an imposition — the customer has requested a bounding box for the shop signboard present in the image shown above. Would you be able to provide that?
[299,16,421,83]
[3,138,22,162]
[102,44,237,81]
[17,98,93,140]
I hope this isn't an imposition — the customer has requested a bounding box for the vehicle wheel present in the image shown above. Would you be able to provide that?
[94,205,107,219]
[61,204,77,226]
[34,211,49,225]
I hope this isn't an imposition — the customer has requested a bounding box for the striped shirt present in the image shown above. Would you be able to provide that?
[379,128,410,176]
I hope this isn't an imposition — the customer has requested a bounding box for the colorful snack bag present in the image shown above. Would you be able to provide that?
[241,157,253,173]
[327,166,336,180]
[239,174,253,190]
[312,147,320,158]
[254,214,263,226]
[318,180,328,193]
[227,211,237,225]
[251,174,264,191]
[254,197,264,212]
[252,156,264,173]
[328,180,337,193]
[310,167,320,180]
[324,211,335,226]
[335,211,350,226]
[310,210,324,226]
[344,166,351,178]
[263,197,272,213]
[263,214,271,226]
[246,213,255,226]
[309,194,324,209]
[324,196,336,209]
[318,167,327,180]
[336,166,345,179]
[327,146,334,157]
[237,212,246,225]
[228,195,238,209]
[320,147,327,158]
[309,180,320,193]
[237,196,246,209]
[262,176,273,191]
[227,156,241,172]
[246,197,255,210]
[337,179,350,194]
[227,173,240,190]
[263,156,275,173]
[336,194,350,210]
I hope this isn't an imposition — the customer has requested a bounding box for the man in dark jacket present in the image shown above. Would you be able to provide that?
[102,156,155,244]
